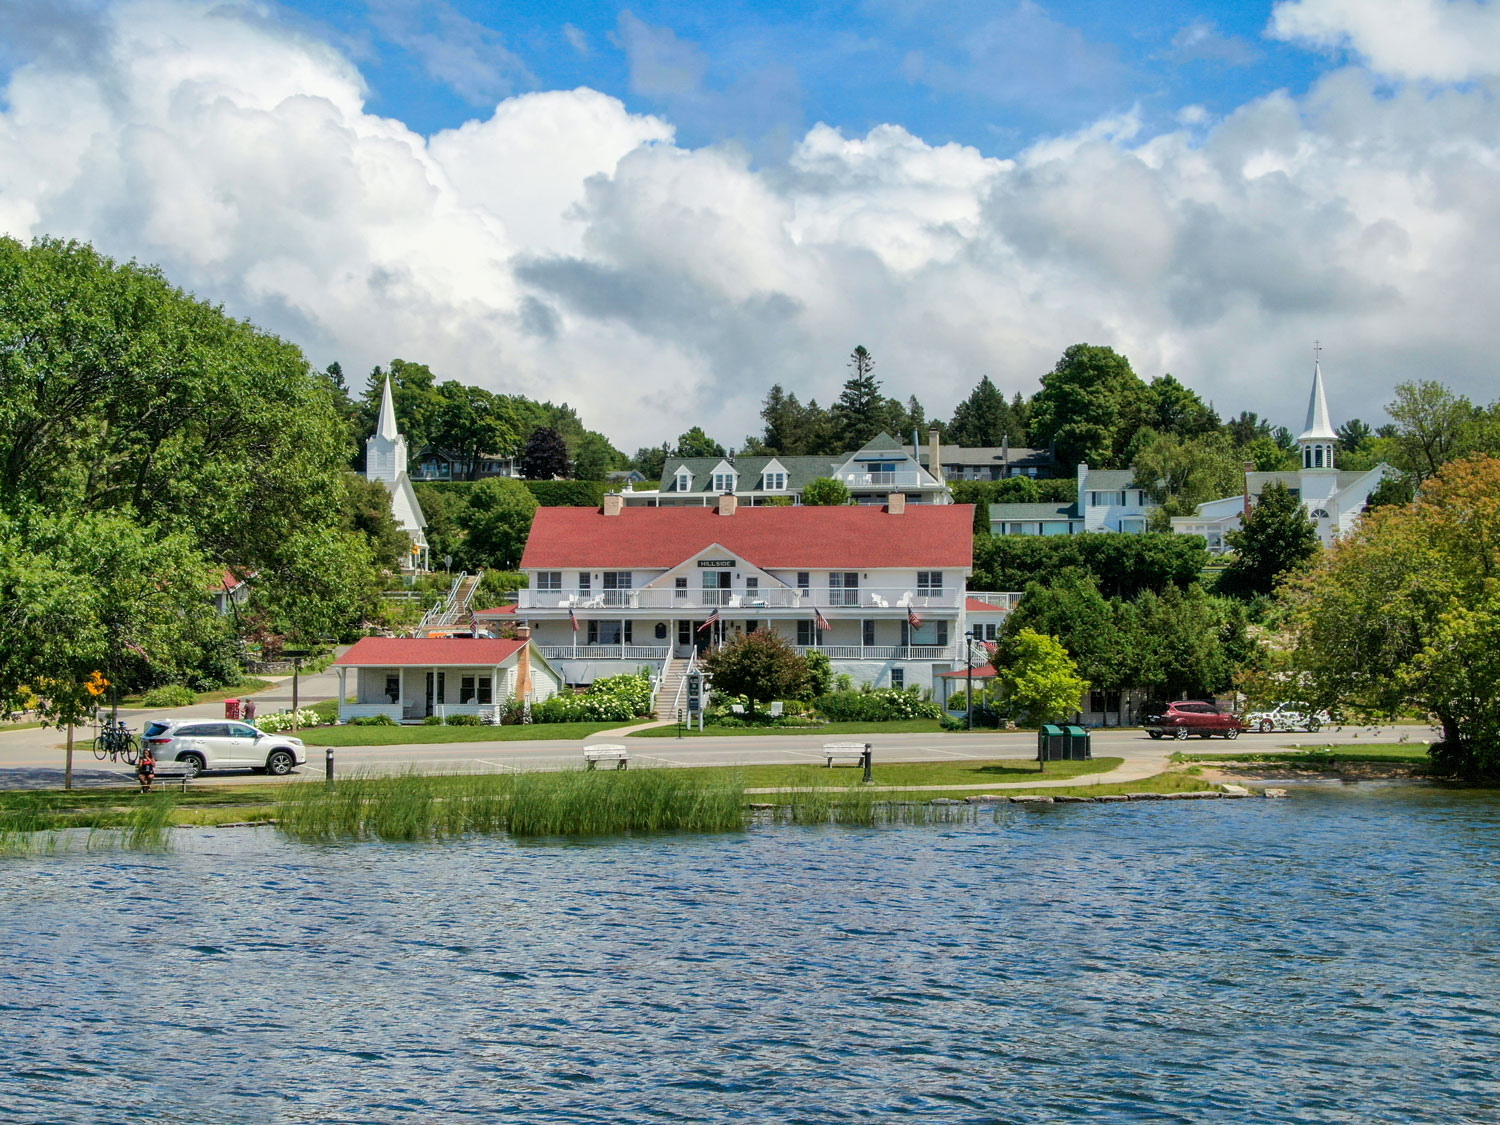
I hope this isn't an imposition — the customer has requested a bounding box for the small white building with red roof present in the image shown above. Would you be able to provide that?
[479,492,1017,694]
[331,632,560,723]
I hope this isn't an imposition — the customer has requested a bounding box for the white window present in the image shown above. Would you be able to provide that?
[536,572,561,593]
[1090,491,1126,507]
[675,471,692,492]
[762,471,787,491]
[890,668,905,689]
[713,472,736,492]
[917,571,943,597]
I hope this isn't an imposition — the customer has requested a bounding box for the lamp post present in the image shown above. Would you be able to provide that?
[964,628,975,731]
[444,554,452,574]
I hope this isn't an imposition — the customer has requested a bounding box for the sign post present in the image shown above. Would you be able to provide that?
[686,672,702,732]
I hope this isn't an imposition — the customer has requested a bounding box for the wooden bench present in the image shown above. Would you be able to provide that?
[583,744,629,770]
[823,742,868,768]
[128,765,193,792]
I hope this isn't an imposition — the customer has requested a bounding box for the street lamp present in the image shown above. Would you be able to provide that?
[964,628,975,731]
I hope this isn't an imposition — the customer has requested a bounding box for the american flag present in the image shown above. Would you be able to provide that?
[697,608,721,632]
[569,607,579,632]
[814,608,831,632]
[908,607,923,629]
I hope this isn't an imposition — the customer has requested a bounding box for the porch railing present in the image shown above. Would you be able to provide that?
[795,645,955,661]
[538,645,671,661]
[519,587,961,611]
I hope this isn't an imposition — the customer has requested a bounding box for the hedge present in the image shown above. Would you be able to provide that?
[412,479,607,507]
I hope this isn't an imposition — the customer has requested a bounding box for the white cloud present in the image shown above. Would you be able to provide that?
[2,0,1499,453]
[1270,0,1500,82]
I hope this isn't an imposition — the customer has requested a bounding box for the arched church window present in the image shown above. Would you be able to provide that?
[1310,508,1329,519]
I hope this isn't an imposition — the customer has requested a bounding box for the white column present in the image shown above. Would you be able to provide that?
[337,667,348,720]
[396,668,405,720]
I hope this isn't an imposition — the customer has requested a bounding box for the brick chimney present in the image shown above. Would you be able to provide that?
[1243,461,1255,518]
[514,625,532,705]
[603,493,624,516]
[718,494,737,516]
[888,493,906,515]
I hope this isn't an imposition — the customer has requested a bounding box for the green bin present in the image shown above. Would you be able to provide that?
[1063,724,1092,760]
[1037,724,1067,762]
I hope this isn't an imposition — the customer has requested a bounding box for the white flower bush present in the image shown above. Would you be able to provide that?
[254,708,325,732]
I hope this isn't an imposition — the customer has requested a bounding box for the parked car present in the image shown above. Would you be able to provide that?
[1244,702,1329,734]
[1142,700,1243,740]
[141,719,306,776]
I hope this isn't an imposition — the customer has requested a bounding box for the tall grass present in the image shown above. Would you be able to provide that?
[769,781,976,827]
[274,767,745,842]
[0,792,180,856]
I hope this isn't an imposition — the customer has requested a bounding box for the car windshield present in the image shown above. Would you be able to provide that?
[143,721,171,737]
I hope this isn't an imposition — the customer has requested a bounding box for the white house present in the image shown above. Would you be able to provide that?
[1172,361,1396,551]
[331,632,560,723]
[482,493,1012,697]
[366,375,430,570]
[988,465,1156,536]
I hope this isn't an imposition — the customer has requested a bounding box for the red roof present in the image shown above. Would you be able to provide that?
[966,597,1009,612]
[521,505,975,570]
[473,604,518,615]
[334,637,528,667]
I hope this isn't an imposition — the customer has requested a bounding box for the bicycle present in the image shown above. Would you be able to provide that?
[92,720,138,765]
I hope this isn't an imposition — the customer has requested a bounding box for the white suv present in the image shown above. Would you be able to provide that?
[142,719,307,776]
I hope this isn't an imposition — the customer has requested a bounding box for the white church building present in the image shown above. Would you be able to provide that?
[1172,360,1395,551]
[367,375,430,570]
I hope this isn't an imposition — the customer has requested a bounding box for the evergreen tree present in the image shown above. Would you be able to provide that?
[948,375,1014,446]
[1218,481,1319,598]
[832,345,885,449]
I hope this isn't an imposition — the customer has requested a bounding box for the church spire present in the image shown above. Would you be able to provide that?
[1297,343,1337,470]
[376,374,400,440]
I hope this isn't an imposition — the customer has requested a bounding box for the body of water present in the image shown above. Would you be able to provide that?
[3,787,1499,1122]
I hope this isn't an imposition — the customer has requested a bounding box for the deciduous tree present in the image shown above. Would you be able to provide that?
[801,477,851,506]
[702,631,809,716]
[991,629,1088,725]
[520,426,570,479]
[1027,344,1149,469]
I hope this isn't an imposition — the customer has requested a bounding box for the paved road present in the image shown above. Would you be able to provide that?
[0,712,1432,791]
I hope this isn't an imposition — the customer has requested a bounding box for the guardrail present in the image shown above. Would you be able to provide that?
[538,645,671,661]
[519,587,960,611]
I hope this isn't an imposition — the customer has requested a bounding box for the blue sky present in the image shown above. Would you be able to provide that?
[2,0,1497,447]
[285,1,1329,156]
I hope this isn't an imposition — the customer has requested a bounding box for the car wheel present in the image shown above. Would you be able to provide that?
[178,753,206,778]
[1306,718,1321,733]
[1148,731,1163,740]
[1173,727,1189,740]
[1226,727,1240,740]
[266,749,296,776]
[1259,719,1274,733]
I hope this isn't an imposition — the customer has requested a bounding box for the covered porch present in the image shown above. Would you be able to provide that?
[332,635,560,723]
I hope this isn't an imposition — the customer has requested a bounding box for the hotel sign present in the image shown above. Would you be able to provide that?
[697,559,735,568]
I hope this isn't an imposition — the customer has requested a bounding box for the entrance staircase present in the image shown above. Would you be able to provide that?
[655,652,688,723]
[417,570,484,634]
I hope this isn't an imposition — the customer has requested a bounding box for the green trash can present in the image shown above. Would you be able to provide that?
[1063,724,1092,760]
[1037,724,1067,762]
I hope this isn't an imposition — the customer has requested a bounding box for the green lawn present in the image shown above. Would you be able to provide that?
[662,756,1120,789]
[303,720,637,746]
[1175,743,1430,765]
[632,718,952,738]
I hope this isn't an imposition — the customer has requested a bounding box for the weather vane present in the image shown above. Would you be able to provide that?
[1313,339,1322,364]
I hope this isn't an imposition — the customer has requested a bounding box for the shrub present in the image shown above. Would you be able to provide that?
[520,673,655,724]
[349,714,398,726]
[422,715,443,725]
[256,708,327,732]
[443,713,482,726]
[142,684,196,708]
[802,651,832,699]
[813,688,942,722]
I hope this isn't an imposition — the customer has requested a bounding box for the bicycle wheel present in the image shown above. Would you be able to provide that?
[93,737,109,761]
[121,736,138,766]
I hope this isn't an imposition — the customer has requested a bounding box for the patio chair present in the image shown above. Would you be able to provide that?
[896,591,914,607]
[769,702,784,717]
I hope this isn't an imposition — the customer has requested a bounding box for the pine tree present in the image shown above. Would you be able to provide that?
[948,375,1013,446]
[1218,481,1319,598]
[833,345,884,449]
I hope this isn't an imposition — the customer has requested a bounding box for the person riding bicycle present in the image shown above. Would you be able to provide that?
[136,745,156,792]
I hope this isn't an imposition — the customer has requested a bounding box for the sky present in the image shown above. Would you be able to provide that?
[2,0,1499,450]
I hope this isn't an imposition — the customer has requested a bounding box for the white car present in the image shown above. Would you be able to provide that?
[1244,702,1330,734]
[141,719,307,776]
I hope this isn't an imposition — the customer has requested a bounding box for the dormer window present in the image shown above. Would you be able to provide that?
[713,471,736,492]
[762,471,787,491]
[675,470,693,492]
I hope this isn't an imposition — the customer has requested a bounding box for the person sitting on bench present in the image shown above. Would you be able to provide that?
[136,746,156,793]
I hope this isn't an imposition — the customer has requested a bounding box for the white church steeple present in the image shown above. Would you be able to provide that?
[366,375,409,484]
[1297,344,1338,471]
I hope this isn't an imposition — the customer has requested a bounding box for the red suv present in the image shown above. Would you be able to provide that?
[1143,700,1243,740]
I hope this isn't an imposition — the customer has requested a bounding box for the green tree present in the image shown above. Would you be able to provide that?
[1131,429,1243,518]
[1027,344,1150,469]
[520,426,570,479]
[1145,374,1219,438]
[631,443,671,481]
[572,430,624,480]
[702,630,809,717]
[832,345,885,449]
[458,477,539,569]
[1218,481,1319,598]
[673,427,726,459]
[991,629,1089,725]
[1130,585,1249,699]
[430,382,519,480]
[971,533,1208,599]
[1001,571,1138,692]
[1386,380,1481,481]
[801,477,851,506]
[947,375,1019,447]
[1284,455,1500,778]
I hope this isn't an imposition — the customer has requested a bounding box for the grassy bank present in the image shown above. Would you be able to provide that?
[295,720,637,746]
[665,757,1118,789]
[1175,744,1430,768]
[633,718,951,738]
[0,792,181,855]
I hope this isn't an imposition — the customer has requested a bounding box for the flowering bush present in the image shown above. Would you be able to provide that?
[813,688,942,722]
[255,708,326,732]
[142,684,197,708]
[512,673,655,724]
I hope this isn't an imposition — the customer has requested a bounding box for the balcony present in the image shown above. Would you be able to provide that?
[966,591,1023,611]
[538,645,671,661]
[518,587,962,611]
[837,470,932,489]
